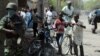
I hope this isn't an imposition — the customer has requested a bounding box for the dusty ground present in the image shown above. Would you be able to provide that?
[81,13,100,56]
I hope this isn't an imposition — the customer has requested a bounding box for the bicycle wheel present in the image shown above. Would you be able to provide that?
[38,47,55,56]
[28,42,35,54]
[61,36,70,55]
[28,40,41,55]
[51,39,58,49]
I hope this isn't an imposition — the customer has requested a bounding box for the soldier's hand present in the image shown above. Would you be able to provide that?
[8,30,16,34]
[17,37,22,45]
[2,28,16,34]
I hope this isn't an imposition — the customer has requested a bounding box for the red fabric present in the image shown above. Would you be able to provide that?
[54,18,65,33]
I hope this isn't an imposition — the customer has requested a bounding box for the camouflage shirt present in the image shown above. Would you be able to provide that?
[0,14,24,38]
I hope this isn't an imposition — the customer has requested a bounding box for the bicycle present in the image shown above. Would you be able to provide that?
[61,34,72,55]
[27,27,56,56]
[49,31,72,55]
[28,39,42,56]
[61,28,73,55]
[37,41,55,56]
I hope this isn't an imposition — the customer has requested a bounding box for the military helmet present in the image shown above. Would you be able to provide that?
[6,2,17,10]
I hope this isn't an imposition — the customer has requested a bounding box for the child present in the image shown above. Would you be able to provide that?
[54,12,68,55]
[72,14,86,56]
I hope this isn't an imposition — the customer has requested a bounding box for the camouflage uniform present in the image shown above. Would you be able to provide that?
[0,2,24,56]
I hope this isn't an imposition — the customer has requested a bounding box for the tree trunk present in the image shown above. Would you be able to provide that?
[0,0,9,19]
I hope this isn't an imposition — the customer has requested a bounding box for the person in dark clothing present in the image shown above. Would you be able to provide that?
[37,21,45,46]
[32,8,39,37]
[92,9,100,34]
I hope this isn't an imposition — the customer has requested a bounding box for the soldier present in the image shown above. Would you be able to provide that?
[0,2,24,56]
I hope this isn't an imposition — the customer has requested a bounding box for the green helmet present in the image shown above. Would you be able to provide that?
[6,2,17,10]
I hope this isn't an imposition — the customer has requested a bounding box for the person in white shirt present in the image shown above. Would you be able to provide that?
[62,1,74,22]
[46,6,54,29]
[62,1,74,54]
[71,14,86,56]
[46,5,57,24]
[46,10,53,24]
[19,8,26,29]
[62,1,74,35]
[20,8,26,19]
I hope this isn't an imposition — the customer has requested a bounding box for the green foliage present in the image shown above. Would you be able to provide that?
[48,0,57,8]
[48,0,84,10]
[48,0,66,9]
[61,0,66,9]
[84,0,100,10]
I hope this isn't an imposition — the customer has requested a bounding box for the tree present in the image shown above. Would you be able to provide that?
[48,0,84,12]
[83,0,100,10]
